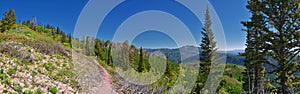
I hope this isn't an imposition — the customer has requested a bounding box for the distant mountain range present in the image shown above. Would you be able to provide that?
[145,45,246,65]
[218,49,245,56]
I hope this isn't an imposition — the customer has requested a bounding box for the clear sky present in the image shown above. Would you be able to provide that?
[0,0,250,50]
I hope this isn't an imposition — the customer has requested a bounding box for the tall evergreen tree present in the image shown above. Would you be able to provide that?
[242,0,300,93]
[241,30,256,93]
[242,12,267,93]
[137,47,146,73]
[0,9,16,32]
[193,7,217,94]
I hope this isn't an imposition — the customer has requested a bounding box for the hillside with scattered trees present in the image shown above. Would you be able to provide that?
[0,0,299,93]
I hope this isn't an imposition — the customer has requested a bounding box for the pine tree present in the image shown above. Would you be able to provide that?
[68,34,72,47]
[242,0,300,93]
[241,4,269,93]
[193,7,217,94]
[129,45,136,68]
[137,47,146,73]
[46,24,52,29]
[165,55,172,77]
[242,17,267,93]
[0,9,16,32]
[94,39,104,60]
[56,27,61,34]
[61,32,67,43]
[107,43,113,66]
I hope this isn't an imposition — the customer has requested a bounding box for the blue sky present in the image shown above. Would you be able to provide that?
[0,0,250,50]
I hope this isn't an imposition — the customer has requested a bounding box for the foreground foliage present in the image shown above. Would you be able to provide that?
[242,0,300,93]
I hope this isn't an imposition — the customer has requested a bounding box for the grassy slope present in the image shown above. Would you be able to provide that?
[183,63,245,94]
[0,24,78,93]
[219,64,244,94]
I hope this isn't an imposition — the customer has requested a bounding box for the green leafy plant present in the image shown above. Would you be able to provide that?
[43,62,55,72]
[36,88,43,94]
[7,68,16,76]
[49,86,58,94]
[14,85,23,93]
[24,90,34,94]
[2,89,8,93]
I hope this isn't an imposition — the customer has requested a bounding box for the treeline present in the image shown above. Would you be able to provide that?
[0,8,72,48]
[21,17,72,46]
[80,38,160,73]
[241,0,300,94]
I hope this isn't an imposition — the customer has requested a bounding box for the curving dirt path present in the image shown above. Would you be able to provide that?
[72,52,115,94]
[94,60,114,94]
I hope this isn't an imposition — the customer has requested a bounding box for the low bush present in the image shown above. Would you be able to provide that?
[49,86,58,94]
[36,88,43,94]
[7,68,16,76]
[24,90,34,94]
[14,85,23,93]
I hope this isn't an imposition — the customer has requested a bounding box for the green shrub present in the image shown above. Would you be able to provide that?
[12,50,18,56]
[24,90,34,94]
[2,89,8,93]
[0,74,6,80]
[4,78,12,85]
[14,85,23,93]
[36,88,43,94]
[23,60,31,65]
[49,86,58,94]
[43,63,55,72]
[7,68,16,75]
[0,68,4,73]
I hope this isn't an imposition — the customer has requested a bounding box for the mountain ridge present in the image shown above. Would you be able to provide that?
[145,45,246,65]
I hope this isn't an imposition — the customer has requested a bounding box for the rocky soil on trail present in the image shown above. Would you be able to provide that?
[72,52,115,94]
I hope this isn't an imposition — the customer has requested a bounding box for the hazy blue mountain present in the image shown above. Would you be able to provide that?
[218,49,245,56]
[145,45,246,65]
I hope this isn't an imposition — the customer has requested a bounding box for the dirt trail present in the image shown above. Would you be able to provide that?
[72,52,115,94]
[94,60,114,93]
